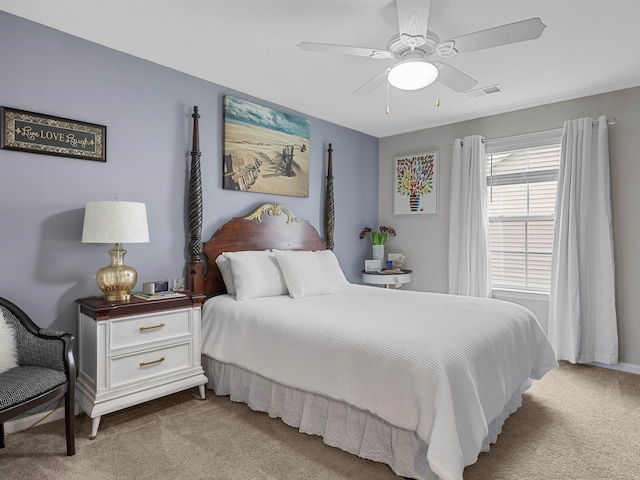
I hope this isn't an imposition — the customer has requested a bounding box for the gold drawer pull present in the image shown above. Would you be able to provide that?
[139,357,165,367]
[139,323,165,331]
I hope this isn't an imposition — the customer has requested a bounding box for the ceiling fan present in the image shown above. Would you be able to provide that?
[298,0,546,95]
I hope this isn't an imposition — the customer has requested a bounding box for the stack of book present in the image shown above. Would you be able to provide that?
[132,291,186,301]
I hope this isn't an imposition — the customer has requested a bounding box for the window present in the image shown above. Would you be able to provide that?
[485,131,562,293]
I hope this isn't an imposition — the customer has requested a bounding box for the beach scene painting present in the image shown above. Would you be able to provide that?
[223,96,311,197]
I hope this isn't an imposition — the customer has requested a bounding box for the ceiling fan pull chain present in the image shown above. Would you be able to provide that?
[435,79,440,107]
[386,82,391,115]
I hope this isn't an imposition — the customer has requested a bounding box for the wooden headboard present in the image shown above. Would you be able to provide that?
[199,203,326,296]
[184,107,334,296]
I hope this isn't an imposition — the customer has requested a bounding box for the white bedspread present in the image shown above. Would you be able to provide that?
[201,285,557,480]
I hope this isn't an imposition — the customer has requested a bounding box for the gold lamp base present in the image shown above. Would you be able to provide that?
[96,243,138,301]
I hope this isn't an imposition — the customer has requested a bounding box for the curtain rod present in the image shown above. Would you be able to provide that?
[483,117,617,145]
[455,117,617,147]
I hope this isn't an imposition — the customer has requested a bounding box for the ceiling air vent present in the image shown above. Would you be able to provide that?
[466,85,501,98]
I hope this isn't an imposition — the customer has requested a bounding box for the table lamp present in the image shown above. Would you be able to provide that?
[81,200,150,301]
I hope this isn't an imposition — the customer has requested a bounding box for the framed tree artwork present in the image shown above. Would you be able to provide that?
[393,151,438,215]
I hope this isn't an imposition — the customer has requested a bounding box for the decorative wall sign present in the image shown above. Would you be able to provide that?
[1,107,106,162]
[394,151,439,215]
[222,96,310,197]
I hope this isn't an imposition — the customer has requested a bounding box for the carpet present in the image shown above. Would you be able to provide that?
[1,362,639,479]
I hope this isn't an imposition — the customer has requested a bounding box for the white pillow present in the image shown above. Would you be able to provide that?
[215,254,236,295]
[273,250,334,299]
[224,251,288,301]
[0,309,19,374]
[314,250,349,288]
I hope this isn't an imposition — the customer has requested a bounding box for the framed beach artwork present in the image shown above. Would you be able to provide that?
[222,95,311,197]
[393,151,438,215]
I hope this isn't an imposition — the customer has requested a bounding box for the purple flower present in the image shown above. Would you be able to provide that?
[359,226,397,244]
[359,227,373,239]
[379,226,397,237]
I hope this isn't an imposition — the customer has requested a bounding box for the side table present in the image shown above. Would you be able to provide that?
[75,292,208,439]
[361,269,412,288]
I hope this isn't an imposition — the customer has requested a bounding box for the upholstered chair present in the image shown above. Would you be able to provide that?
[0,297,75,456]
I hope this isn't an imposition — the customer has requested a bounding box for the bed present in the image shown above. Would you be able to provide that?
[183,108,558,480]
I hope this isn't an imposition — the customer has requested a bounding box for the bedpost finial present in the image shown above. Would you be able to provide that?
[192,106,200,119]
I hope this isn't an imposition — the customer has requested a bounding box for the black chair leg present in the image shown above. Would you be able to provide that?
[0,423,4,449]
[64,391,75,456]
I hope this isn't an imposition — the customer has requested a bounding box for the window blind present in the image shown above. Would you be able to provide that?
[485,131,561,293]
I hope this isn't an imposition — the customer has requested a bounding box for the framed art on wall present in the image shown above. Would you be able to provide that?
[393,151,438,215]
[1,107,106,162]
[222,96,310,197]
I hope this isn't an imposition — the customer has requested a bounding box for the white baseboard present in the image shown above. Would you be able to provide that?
[4,407,66,434]
[589,361,640,375]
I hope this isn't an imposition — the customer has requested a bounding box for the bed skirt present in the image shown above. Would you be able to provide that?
[202,355,531,480]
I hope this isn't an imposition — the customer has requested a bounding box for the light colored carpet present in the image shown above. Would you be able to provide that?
[1,362,639,479]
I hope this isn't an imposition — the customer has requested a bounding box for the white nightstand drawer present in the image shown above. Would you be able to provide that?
[109,309,192,351]
[109,342,192,388]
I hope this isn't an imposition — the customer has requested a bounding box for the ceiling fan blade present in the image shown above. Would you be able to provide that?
[297,42,393,59]
[352,69,390,95]
[436,17,546,57]
[436,63,478,92]
[396,0,431,48]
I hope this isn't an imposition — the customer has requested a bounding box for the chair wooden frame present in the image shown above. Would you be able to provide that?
[0,297,76,456]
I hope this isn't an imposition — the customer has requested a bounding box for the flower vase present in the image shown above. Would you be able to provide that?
[372,244,385,267]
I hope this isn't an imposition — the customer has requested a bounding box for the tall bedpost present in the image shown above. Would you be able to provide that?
[325,143,335,251]
[187,106,205,294]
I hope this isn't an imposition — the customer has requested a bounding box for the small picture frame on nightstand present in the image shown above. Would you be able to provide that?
[364,260,381,272]
[387,253,406,269]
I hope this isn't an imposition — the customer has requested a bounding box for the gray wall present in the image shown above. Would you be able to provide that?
[379,86,640,367]
[0,12,379,338]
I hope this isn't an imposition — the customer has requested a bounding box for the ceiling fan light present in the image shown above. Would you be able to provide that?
[388,61,438,90]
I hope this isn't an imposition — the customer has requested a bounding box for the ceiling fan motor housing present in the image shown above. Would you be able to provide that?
[387,32,439,61]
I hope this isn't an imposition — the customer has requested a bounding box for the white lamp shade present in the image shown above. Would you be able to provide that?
[388,61,439,91]
[82,201,150,244]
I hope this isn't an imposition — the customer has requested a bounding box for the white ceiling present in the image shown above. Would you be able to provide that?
[2,0,639,138]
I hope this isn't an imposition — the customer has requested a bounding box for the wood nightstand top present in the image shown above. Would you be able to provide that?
[76,291,206,321]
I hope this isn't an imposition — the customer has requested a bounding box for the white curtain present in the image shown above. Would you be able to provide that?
[549,115,618,364]
[448,135,491,297]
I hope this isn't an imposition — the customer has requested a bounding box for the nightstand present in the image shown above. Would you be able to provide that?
[75,292,208,439]
[362,269,412,288]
